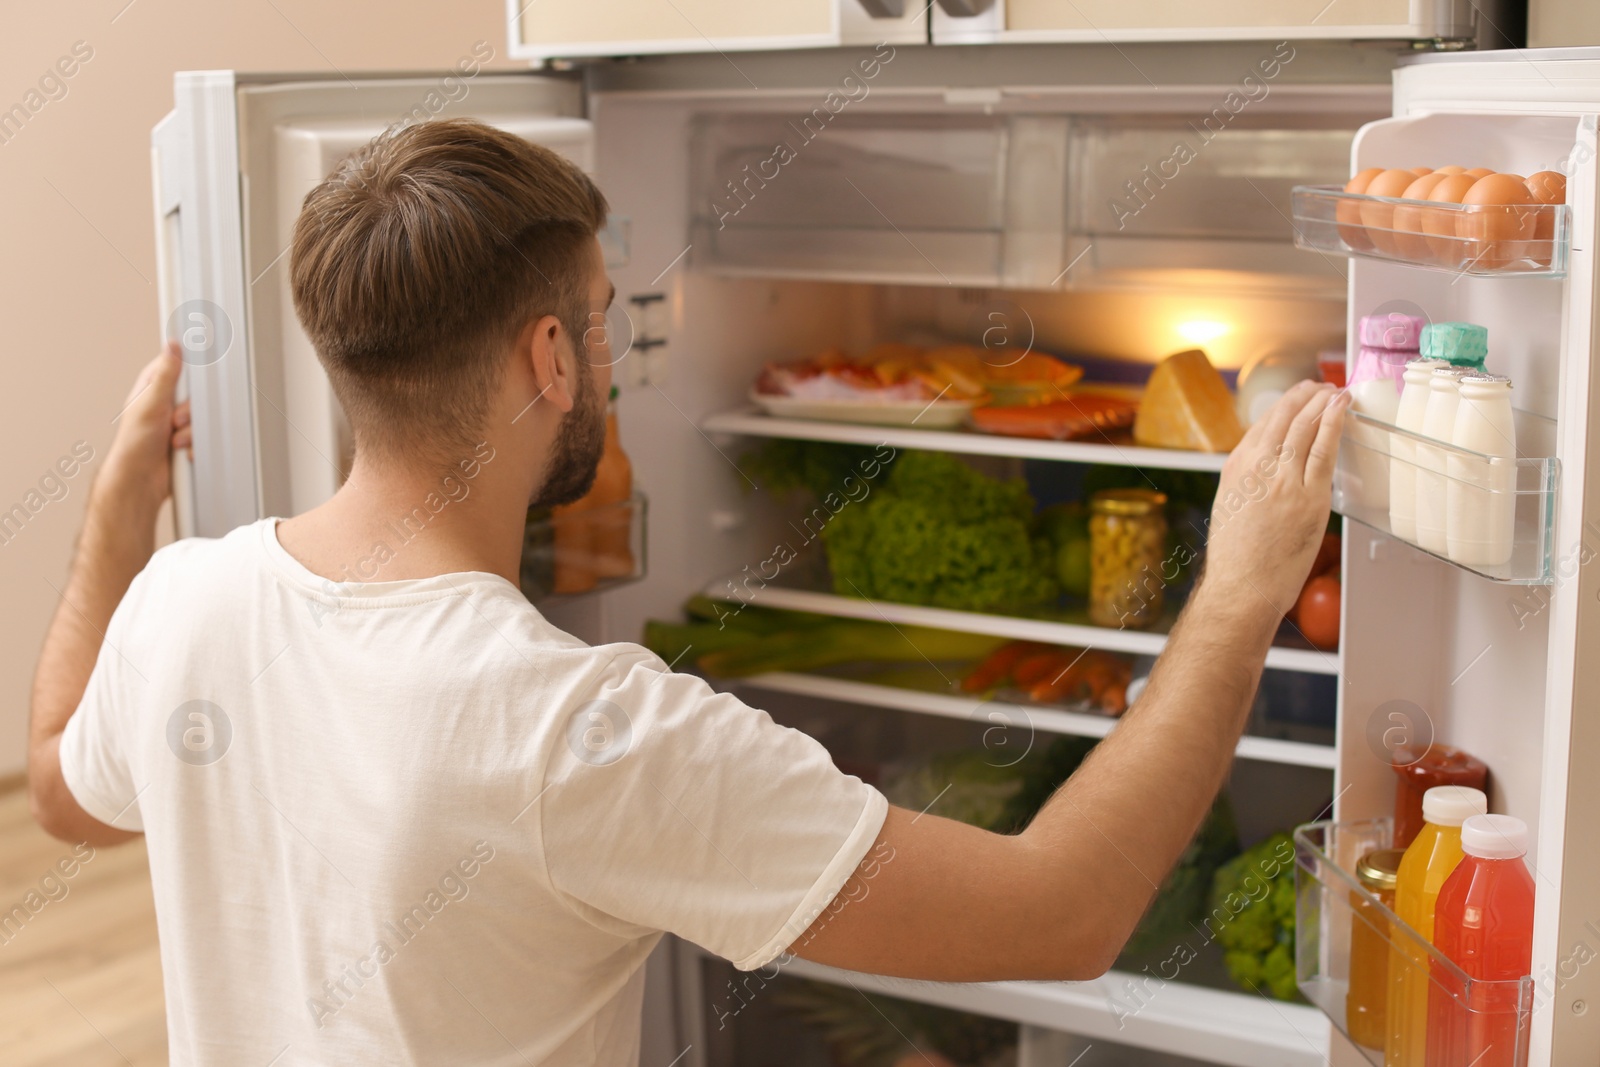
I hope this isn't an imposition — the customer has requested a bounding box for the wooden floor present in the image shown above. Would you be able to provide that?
[0,788,166,1065]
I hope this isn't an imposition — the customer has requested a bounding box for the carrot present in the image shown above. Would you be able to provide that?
[961,640,1047,692]
[1014,648,1080,689]
[1028,652,1094,703]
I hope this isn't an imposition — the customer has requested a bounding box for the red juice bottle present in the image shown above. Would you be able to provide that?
[1426,814,1535,1067]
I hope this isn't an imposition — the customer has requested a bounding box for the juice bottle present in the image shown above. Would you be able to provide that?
[551,387,634,593]
[1390,745,1489,850]
[1348,848,1404,1049]
[1426,814,1535,1067]
[588,388,635,579]
[1387,785,1487,1067]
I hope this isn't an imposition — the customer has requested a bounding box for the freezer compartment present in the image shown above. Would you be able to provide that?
[1070,121,1355,292]
[1290,186,1572,278]
[688,109,1358,292]
[689,111,1067,288]
[520,494,647,602]
[1294,819,1533,1067]
[1332,410,1557,585]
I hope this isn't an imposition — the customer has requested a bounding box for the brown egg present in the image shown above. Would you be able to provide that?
[1409,166,1435,177]
[1362,169,1426,257]
[1464,168,1495,179]
[1338,167,1386,251]
[1434,165,1467,175]
[1525,170,1568,267]
[1393,173,1449,262]
[1422,174,1481,267]
[1459,173,1537,270]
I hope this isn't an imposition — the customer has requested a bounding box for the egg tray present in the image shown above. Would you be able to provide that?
[1294,819,1535,1067]
[1290,185,1571,278]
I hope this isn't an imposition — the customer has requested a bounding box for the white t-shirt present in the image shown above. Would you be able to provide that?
[60,519,887,1066]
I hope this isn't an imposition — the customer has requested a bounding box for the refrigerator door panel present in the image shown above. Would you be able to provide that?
[1334,51,1600,1065]
[152,71,585,536]
[152,72,259,540]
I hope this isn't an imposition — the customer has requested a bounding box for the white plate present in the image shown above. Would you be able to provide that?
[749,391,976,429]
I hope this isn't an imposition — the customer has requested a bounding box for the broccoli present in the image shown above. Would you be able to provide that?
[822,452,1057,613]
[1206,832,1301,1001]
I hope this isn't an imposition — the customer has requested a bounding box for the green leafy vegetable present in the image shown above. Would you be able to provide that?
[1207,831,1300,1001]
[742,439,891,499]
[881,749,1042,833]
[821,451,1057,612]
[641,597,1002,677]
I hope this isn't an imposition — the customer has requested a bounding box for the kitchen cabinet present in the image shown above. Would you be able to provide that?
[506,0,929,64]
[931,0,1498,45]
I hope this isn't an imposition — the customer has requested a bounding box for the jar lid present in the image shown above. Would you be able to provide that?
[1355,848,1405,890]
[1420,322,1489,367]
[1423,785,1489,827]
[1461,814,1529,859]
[1359,313,1425,351]
[1459,373,1512,387]
[1430,366,1473,385]
[1091,488,1167,516]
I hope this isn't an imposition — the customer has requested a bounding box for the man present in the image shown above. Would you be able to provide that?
[29,118,1348,1064]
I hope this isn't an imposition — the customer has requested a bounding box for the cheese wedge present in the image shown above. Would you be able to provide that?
[1133,348,1245,452]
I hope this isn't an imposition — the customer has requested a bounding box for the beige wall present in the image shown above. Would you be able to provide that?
[0,0,516,776]
[1530,0,1600,46]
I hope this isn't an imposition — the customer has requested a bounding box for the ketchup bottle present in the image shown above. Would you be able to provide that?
[1426,814,1535,1067]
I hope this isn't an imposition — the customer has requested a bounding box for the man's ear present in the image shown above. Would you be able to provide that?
[523,313,576,414]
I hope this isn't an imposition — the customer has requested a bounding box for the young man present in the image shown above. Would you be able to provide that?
[30,118,1348,1064]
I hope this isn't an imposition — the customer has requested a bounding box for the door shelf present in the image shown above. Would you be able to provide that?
[520,494,647,603]
[1290,185,1571,278]
[704,406,1229,473]
[1295,819,1534,1067]
[704,582,1339,676]
[1333,411,1557,585]
[736,670,1337,768]
[689,946,1329,1067]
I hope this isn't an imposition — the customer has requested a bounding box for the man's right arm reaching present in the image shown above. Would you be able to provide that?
[793,380,1349,982]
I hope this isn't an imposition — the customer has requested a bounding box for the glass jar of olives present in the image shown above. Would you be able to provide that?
[1088,489,1168,629]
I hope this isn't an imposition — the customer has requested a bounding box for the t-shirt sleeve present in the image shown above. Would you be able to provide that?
[57,585,147,833]
[540,647,888,971]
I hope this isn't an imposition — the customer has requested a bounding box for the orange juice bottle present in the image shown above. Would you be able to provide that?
[1387,785,1487,1067]
[1426,814,1535,1067]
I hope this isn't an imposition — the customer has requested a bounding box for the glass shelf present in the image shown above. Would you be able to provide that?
[1333,410,1557,585]
[519,493,647,603]
[1291,185,1571,278]
[1295,820,1534,1067]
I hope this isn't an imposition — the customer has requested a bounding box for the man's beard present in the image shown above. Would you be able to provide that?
[530,361,606,509]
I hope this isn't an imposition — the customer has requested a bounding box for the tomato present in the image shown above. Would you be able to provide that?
[1309,532,1341,581]
[1294,574,1341,650]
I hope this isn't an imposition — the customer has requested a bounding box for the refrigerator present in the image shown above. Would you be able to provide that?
[149,27,1600,1067]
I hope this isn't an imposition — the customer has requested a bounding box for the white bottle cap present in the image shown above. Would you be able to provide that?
[1404,357,1449,382]
[1461,814,1529,859]
[1422,785,1488,827]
